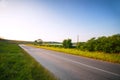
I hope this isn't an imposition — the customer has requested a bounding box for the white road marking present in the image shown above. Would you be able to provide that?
[45,52,120,77]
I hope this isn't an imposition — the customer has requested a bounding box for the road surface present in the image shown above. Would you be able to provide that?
[19,44,120,80]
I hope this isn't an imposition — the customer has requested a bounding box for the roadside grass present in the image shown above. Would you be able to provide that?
[29,44,120,64]
[0,40,57,80]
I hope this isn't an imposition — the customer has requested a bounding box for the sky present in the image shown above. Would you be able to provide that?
[0,0,120,42]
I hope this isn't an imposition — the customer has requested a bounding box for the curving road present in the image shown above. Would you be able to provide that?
[19,44,120,80]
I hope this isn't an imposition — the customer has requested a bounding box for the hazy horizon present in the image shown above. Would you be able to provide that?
[0,0,120,42]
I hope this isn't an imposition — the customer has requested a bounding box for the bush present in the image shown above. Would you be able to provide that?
[76,34,120,53]
[62,39,72,48]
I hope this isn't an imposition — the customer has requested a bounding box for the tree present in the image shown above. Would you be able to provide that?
[34,39,43,45]
[63,39,72,48]
[85,37,96,51]
[95,36,107,52]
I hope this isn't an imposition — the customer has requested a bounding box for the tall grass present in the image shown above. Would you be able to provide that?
[0,40,57,80]
[30,44,120,64]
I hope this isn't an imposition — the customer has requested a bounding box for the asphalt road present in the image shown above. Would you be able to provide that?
[19,44,120,80]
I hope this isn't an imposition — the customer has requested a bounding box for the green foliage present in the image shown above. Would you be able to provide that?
[85,37,96,51]
[77,34,120,53]
[0,40,56,80]
[34,39,43,45]
[62,39,72,48]
[76,42,86,50]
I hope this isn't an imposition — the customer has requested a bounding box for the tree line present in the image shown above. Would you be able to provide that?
[76,34,120,53]
[34,34,120,53]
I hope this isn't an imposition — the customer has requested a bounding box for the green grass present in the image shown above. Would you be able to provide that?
[0,40,57,80]
[30,44,120,64]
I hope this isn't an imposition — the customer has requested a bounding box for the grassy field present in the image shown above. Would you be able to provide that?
[30,44,120,64]
[0,39,57,80]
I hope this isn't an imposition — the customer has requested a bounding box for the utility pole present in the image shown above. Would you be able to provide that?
[76,35,79,48]
[77,35,79,43]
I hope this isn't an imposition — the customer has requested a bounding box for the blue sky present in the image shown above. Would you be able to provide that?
[0,0,120,42]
